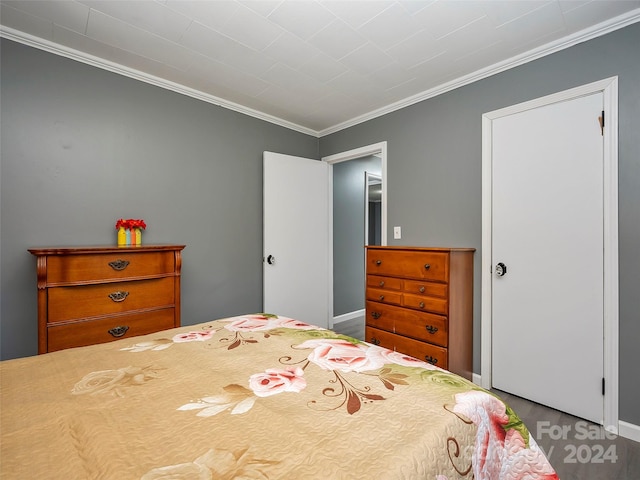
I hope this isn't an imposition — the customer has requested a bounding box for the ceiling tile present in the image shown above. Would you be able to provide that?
[254,84,316,114]
[53,23,115,60]
[495,1,566,47]
[267,1,336,41]
[307,18,367,60]
[368,62,416,90]
[164,0,238,32]
[339,42,394,76]
[437,15,503,59]
[297,51,349,83]
[560,0,640,33]
[218,3,283,51]
[262,31,321,69]
[357,2,423,50]
[188,55,270,98]
[179,20,275,76]
[320,0,394,28]
[385,29,445,69]
[481,0,553,28]
[259,62,326,97]
[4,0,89,34]
[0,3,54,39]
[412,0,487,40]
[398,0,436,15]
[80,0,190,41]
[326,69,381,99]
[86,9,193,71]
[240,0,281,18]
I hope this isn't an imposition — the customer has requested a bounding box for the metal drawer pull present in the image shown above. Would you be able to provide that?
[425,355,438,365]
[425,325,438,334]
[379,295,385,301]
[424,264,431,270]
[371,311,381,319]
[379,280,385,287]
[419,302,425,308]
[419,286,425,293]
[108,291,129,302]
[370,337,380,346]
[375,259,382,265]
[108,325,130,338]
[108,259,130,271]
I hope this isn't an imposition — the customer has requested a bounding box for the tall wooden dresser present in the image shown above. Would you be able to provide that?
[365,246,474,379]
[28,244,185,353]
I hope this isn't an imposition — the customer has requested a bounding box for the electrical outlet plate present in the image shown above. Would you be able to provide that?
[393,226,401,239]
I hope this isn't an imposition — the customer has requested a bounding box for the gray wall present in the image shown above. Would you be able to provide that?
[333,155,381,316]
[320,23,640,426]
[0,39,318,360]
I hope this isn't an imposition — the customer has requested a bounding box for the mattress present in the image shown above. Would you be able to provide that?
[0,314,558,479]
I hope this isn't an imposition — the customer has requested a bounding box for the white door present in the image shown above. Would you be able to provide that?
[263,152,330,329]
[491,92,605,423]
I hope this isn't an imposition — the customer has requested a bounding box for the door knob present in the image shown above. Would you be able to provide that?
[495,262,507,277]
[266,255,276,265]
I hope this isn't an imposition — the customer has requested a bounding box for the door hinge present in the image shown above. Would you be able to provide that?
[602,377,605,395]
[598,110,605,136]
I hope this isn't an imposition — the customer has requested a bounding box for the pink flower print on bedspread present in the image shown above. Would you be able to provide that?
[249,367,307,397]
[224,314,317,332]
[378,349,441,371]
[296,339,387,373]
[452,390,558,480]
[172,331,215,343]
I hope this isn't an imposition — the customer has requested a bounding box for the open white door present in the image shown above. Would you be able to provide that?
[263,152,330,329]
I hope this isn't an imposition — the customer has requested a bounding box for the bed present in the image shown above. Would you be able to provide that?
[1,314,558,479]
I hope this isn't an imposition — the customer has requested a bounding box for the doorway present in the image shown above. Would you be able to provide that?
[323,142,387,327]
[480,77,619,431]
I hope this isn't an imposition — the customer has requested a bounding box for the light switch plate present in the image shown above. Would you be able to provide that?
[393,226,401,239]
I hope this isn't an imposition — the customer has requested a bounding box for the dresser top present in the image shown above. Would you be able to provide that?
[28,244,186,256]
[365,246,475,252]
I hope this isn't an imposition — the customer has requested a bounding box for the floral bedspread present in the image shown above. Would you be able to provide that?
[0,314,558,479]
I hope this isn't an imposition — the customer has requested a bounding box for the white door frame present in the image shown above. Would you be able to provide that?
[322,142,388,326]
[480,77,619,432]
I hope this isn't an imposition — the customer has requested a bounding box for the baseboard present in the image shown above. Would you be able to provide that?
[333,309,365,324]
[618,420,640,443]
[472,373,482,386]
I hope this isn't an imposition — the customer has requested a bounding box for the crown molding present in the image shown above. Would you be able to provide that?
[2,7,639,139]
[0,26,319,138]
[318,8,640,137]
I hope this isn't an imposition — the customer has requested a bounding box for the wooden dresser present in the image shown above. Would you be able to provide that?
[365,246,474,380]
[28,244,185,353]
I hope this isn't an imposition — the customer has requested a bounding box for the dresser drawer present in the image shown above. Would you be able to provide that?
[367,249,448,282]
[366,288,402,306]
[365,301,394,332]
[366,275,402,290]
[47,308,176,352]
[366,301,448,347]
[365,325,395,350]
[365,326,448,370]
[48,277,175,323]
[403,280,447,297]
[393,335,448,370]
[402,293,448,315]
[46,251,176,284]
[393,310,448,348]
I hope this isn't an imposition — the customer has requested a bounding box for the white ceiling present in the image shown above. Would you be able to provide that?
[1,1,639,136]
